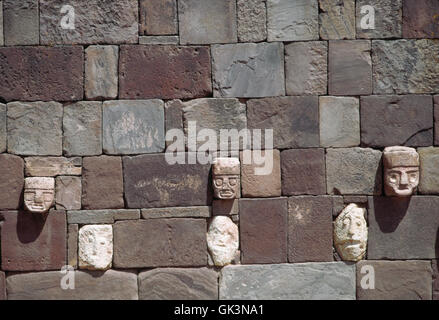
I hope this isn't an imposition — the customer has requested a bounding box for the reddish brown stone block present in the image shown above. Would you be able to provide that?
[82,156,124,210]
[1,210,67,271]
[0,46,83,102]
[0,154,24,210]
[239,198,288,264]
[113,219,207,268]
[281,149,326,195]
[0,271,5,300]
[139,0,177,35]
[288,196,333,263]
[119,45,212,100]
[403,0,439,38]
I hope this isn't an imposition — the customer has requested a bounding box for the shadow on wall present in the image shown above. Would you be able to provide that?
[372,196,411,233]
[16,211,47,244]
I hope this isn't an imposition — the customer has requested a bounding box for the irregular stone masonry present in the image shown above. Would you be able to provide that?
[0,0,438,301]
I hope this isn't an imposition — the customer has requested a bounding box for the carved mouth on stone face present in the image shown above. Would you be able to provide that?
[219,190,234,198]
[341,239,363,250]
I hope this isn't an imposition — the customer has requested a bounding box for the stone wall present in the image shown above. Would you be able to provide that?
[0,0,438,300]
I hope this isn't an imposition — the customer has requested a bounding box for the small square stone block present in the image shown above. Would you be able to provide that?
[56,176,81,210]
[319,0,355,40]
[139,0,177,36]
[403,0,439,38]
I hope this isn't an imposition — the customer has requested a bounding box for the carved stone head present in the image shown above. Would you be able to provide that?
[212,158,240,199]
[24,177,55,213]
[78,225,113,271]
[383,146,419,197]
[334,204,368,262]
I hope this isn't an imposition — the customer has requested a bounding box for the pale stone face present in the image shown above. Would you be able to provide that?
[207,216,239,267]
[78,225,113,271]
[334,204,368,261]
[24,177,55,213]
[383,146,419,197]
[213,158,240,200]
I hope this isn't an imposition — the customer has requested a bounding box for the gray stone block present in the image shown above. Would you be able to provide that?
[237,0,267,42]
[139,36,179,45]
[319,0,355,39]
[0,103,5,153]
[56,176,81,210]
[68,224,78,269]
[3,0,39,45]
[419,147,439,194]
[220,262,356,300]
[67,210,115,224]
[142,207,211,219]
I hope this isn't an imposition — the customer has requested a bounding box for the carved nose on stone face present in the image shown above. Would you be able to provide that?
[34,190,44,203]
[399,172,409,187]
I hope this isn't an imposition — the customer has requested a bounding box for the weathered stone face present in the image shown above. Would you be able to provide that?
[212,158,240,200]
[207,216,239,267]
[383,146,419,197]
[334,204,367,261]
[24,177,55,214]
[78,225,113,271]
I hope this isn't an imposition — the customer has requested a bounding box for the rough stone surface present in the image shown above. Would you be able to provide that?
[247,96,319,149]
[142,207,210,219]
[285,42,327,95]
[3,0,39,45]
[403,0,439,38]
[178,0,237,45]
[139,268,218,300]
[212,199,239,216]
[139,36,179,45]
[356,0,402,39]
[85,46,118,100]
[25,157,82,177]
[139,0,177,35]
[288,196,333,263]
[182,98,247,150]
[119,45,211,100]
[68,224,78,269]
[418,148,439,194]
[123,154,211,208]
[1,210,66,271]
[63,102,102,156]
[239,198,288,264]
[113,210,140,221]
[0,46,83,102]
[372,40,439,94]
[320,96,360,147]
[6,270,138,300]
[7,102,63,156]
[55,176,81,211]
[0,2,3,46]
[267,0,318,41]
[40,0,138,45]
[67,210,115,224]
[319,0,355,39]
[220,263,356,300]
[212,43,285,98]
[361,95,433,147]
[0,271,5,300]
[0,154,23,210]
[435,96,439,145]
[241,150,281,198]
[237,0,267,42]
[357,261,433,300]
[24,177,55,214]
[326,148,382,195]
[368,196,439,259]
[281,149,326,196]
[82,156,124,210]
[207,216,239,267]
[78,225,113,271]
[113,219,207,268]
[329,40,372,96]
[103,100,165,155]
[433,260,439,300]
[0,104,5,153]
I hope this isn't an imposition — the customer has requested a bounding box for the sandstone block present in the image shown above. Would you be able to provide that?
[103,100,165,155]
[3,0,39,45]
[139,268,218,300]
[0,46,83,102]
[142,207,210,219]
[139,0,177,35]
[78,225,113,271]
[68,224,78,269]
[417,148,439,194]
[319,0,355,39]
[403,0,439,38]
[56,176,81,210]
[7,102,63,156]
[0,154,23,210]
[25,157,82,177]
[212,43,285,98]
[63,102,102,156]
[239,198,288,264]
[113,219,207,268]
[119,45,211,100]
[281,149,326,196]
[82,156,124,209]
[237,0,267,42]
[67,210,115,224]
[0,103,5,152]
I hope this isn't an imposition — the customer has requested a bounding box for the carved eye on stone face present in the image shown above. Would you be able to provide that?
[44,192,53,201]
[389,172,399,184]
[408,171,419,184]
[228,177,237,186]
[214,178,223,187]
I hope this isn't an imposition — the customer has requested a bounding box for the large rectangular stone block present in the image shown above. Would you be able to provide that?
[139,0,177,35]
[0,47,83,102]
[25,157,82,177]
[403,0,439,38]
[212,43,285,98]
[3,0,39,45]
[288,196,333,263]
[113,219,207,268]
[141,207,210,219]
[1,210,67,271]
[40,0,138,45]
[368,196,439,259]
[7,102,63,156]
[179,0,237,45]
[237,0,267,42]
[239,198,288,264]
[356,261,432,300]
[220,263,356,300]
[0,103,6,153]
[6,270,138,300]
[267,0,318,41]
[319,0,355,39]
[372,40,439,94]
[119,45,211,100]
[123,154,212,208]
[418,148,439,194]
